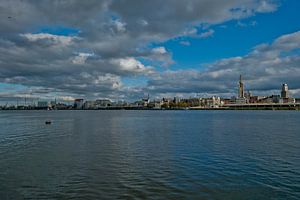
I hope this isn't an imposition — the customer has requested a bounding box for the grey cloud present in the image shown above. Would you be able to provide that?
[0,0,281,100]
[145,31,300,98]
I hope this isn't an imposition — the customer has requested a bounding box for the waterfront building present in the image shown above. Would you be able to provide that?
[221,98,232,105]
[249,96,260,104]
[280,97,296,104]
[37,101,49,109]
[262,95,281,103]
[95,99,112,108]
[142,94,150,107]
[55,103,70,110]
[235,98,247,104]
[281,83,288,98]
[238,75,244,98]
[84,101,96,109]
[272,95,281,103]
[74,99,84,109]
[184,98,202,107]
[148,99,164,109]
[173,97,181,104]
[235,75,247,104]
[279,84,296,104]
[199,97,222,108]
[50,100,57,109]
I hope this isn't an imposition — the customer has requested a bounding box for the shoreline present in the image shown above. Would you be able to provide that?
[1,107,299,111]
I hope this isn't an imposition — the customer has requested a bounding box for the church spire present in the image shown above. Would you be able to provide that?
[239,74,244,98]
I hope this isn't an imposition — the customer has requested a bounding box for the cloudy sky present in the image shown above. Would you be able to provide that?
[1,0,300,103]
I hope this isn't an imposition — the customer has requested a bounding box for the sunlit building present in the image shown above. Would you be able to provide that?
[281,83,288,98]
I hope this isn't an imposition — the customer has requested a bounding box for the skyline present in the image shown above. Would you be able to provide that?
[0,75,295,108]
[1,0,300,102]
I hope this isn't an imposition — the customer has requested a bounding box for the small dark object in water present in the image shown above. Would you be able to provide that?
[45,121,51,125]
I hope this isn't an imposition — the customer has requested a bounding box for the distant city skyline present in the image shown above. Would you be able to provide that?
[1,0,300,103]
[1,75,297,109]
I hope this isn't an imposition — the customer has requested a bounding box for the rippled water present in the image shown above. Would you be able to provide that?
[0,110,299,199]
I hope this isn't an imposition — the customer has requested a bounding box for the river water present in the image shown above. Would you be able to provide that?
[0,110,299,199]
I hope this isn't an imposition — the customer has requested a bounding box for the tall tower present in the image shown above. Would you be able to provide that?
[238,74,244,98]
[281,83,288,98]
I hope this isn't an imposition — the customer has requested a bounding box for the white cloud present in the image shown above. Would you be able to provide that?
[145,30,300,97]
[138,19,148,26]
[60,96,75,101]
[21,33,76,45]
[110,57,152,73]
[198,29,215,38]
[152,47,167,54]
[0,0,287,101]
[273,31,300,51]
[257,0,278,13]
[182,27,198,36]
[113,20,127,33]
[72,52,94,65]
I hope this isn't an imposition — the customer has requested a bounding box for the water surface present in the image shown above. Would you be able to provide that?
[0,110,299,199]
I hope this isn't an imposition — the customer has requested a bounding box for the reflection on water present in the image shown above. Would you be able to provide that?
[0,110,299,199]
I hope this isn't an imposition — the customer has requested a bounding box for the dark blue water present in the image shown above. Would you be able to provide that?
[0,110,299,199]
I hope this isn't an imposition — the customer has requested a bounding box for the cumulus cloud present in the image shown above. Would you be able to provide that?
[0,0,288,101]
[152,47,167,54]
[145,31,300,98]
[21,33,76,45]
[110,57,153,74]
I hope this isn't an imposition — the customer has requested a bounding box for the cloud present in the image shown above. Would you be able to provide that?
[21,33,76,45]
[180,41,191,46]
[72,52,94,65]
[144,31,300,98]
[236,20,257,27]
[110,57,153,74]
[198,29,215,38]
[0,0,283,101]
[256,0,278,12]
[152,47,167,54]
[112,19,127,33]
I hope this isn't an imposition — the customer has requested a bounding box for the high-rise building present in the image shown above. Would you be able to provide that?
[238,74,244,98]
[281,83,288,98]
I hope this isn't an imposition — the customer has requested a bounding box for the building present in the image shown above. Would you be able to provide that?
[280,97,295,104]
[84,101,96,109]
[236,75,247,104]
[238,74,244,98]
[56,103,70,110]
[37,101,49,109]
[281,83,288,98]
[249,96,260,104]
[199,97,222,108]
[74,99,84,109]
[142,94,150,107]
[95,99,112,108]
[148,99,164,109]
[222,98,232,105]
[50,100,57,109]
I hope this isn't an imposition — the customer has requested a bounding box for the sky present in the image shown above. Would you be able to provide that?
[1,0,300,103]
